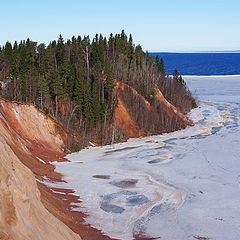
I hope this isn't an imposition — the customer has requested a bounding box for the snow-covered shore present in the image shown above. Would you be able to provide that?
[50,76,240,240]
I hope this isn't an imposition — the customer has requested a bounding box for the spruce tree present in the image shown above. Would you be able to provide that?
[4,41,13,63]
[160,57,165,76]
[173,68,179,82]
[155,55,161,72]
[73,60,84,105]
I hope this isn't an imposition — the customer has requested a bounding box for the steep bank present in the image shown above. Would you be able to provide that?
[112,81,190,140]
[0,99,81,240]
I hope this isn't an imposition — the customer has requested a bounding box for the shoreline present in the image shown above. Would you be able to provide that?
[52,101,228,240]
[183,74,240,78]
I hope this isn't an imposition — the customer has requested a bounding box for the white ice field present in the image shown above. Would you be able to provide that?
[49,76,240,240]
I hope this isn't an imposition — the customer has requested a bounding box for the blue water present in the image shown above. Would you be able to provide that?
[150,53,240,75]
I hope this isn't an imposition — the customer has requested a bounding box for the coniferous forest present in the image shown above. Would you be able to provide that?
[0,30,196,148]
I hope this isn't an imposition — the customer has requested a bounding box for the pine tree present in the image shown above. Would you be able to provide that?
[4,41,13,63]
[49,68,63,118]
[91,77,101,123]
[66,64,75,97]
[173,68,179,82]
[83,82,92,120]
[56,34,68,82]
[104,59,114,102]
[128,34,134,62]
[160,57,165,76]
[179,75,185,85]
[73,60,84,105]
[155,55,160,69]
[71,36,78,65]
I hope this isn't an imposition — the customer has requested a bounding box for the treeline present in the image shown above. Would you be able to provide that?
[0,30,196,146]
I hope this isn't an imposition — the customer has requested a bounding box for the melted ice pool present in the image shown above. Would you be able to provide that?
[50,76,240,240]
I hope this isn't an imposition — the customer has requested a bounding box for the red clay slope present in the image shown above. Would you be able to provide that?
[113,80,190,140]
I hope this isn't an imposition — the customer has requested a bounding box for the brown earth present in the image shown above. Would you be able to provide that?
[112,80,190,140]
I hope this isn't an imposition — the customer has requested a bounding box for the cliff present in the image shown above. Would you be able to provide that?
[0,99,81,240]
[112,81,190,141]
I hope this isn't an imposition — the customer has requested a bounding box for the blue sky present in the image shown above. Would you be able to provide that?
[1,0,239,51]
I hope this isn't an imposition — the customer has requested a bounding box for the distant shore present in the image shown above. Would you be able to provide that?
[183,74,240,78]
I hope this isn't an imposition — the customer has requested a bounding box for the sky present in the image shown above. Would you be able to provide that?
[1,0,240,52]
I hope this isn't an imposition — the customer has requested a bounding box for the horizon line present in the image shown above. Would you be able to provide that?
[149,50,240,53]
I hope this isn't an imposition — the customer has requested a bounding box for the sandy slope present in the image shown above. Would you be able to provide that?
[0,134,80,240]
[0,99,80,240]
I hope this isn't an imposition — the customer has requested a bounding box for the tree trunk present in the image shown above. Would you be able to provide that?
[67,104,80,132]
[86,46,89,80]
[55,95,58,118]
[111,123,115,144]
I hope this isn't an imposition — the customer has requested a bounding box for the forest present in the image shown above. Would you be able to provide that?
[0,30,196,148]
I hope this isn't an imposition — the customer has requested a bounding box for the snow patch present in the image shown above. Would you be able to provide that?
[36,157,46,164]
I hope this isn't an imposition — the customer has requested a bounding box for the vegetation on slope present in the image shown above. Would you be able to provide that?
[0,30,196,147]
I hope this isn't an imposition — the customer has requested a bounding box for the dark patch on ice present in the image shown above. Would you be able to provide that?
[110,179,138,188]
[211,127,221,135]
[134,216,147,235]
[126,195,149,206]
[100,202,125,213]
[92,175,110,179]
[134,235,161,240]
[148,159,164,164]
[122,190,138,195]
[155,145,172,150]
[102,193,118,201]
[224,122,231,127]
[100,190,142,213]
[202,110,210,116]
[103,191,138,202]
[163,138,178,145]
[174,153,185,159]
[217,106,224,111]
[232,114,239,125]
[149,203,174,217]
[193,235,210,240]
[195,119,205,125]
[133,150,163,159]
[149,205,162,216]
[105,146,141,154]
[188,135,207,140]
[226,124,238,129]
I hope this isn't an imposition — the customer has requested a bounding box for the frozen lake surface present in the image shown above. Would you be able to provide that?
[51,76,240,240]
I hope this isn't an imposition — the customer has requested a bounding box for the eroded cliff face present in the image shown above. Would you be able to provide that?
[112,81,190,140]
[0,99,81,240]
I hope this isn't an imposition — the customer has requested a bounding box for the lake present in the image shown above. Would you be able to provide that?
[150,52,240,75]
